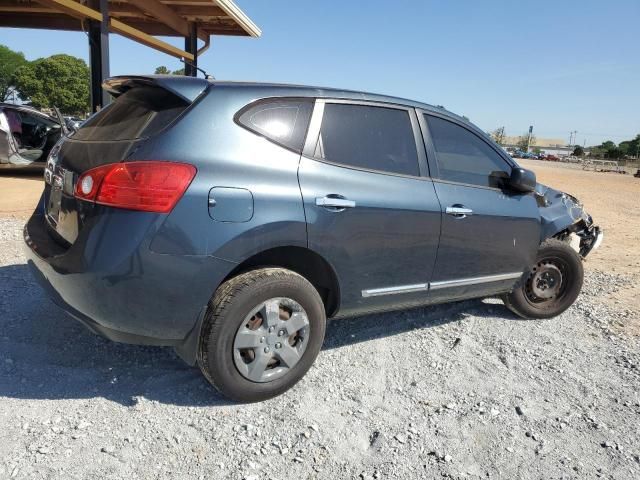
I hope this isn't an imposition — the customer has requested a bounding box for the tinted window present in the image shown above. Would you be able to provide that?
[237,99,313,152]
[426,115,511,187]
[73,87,188,141]
[315,103,419,176]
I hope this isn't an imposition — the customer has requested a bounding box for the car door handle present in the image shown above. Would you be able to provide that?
[315,196,356,209]
[446,205,473,218]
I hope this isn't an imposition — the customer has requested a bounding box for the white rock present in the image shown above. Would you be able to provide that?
[76,421,91,430]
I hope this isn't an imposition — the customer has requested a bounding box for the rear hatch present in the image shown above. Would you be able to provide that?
[43,76,208,246]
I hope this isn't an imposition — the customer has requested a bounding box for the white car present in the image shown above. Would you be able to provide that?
[0,103,64,169]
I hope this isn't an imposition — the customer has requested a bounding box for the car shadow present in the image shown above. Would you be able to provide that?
[0,169,44,179]
[0,263,517,407]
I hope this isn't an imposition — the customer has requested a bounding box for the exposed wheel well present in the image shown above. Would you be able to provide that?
[221,247,340,317]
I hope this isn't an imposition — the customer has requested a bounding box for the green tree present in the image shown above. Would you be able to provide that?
[587,139,635,159]
[619,134,640,158]
[606,147,624,159]
[14,54,89,114]
[600,140,616,150]
[154,66,185,75]
[0,45,28,101]
[516,132,536,151]
[573,145,584,156]
[490,127,505,146]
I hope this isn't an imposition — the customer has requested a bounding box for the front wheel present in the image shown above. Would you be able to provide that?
[197,268,326,402]
[503,238,584,319]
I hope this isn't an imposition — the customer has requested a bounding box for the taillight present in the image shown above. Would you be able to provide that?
[75,161,196,213]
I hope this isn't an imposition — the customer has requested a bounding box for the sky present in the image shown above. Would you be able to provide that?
[1,0,639,146]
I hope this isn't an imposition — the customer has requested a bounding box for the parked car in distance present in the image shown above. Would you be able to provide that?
[0,103,64,169]
[545,154,560,161]
[24,76,603,402]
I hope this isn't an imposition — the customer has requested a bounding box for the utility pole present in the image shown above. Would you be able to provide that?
[526,125,533,152]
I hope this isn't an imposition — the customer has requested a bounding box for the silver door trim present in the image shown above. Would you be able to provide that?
[361,272,522,298]
[430,272,522,290]
[315,196,356,208]
[445,206,473,216]
[362,283,429,298]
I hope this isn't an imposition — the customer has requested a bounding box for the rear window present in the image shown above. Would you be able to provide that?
[72,87,189,141]
[236,98,313,153]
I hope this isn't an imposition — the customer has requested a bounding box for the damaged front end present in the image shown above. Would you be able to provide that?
[535,183,603,259]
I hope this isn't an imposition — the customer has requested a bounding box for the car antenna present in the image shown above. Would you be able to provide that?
[179,58,215,80]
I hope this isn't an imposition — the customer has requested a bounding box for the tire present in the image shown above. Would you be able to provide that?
[503,238,584,319]
[197,267,326,402]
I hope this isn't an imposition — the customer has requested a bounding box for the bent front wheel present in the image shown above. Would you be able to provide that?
[503,238,584,319]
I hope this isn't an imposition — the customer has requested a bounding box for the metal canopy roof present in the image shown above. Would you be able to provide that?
[0,0,261,59]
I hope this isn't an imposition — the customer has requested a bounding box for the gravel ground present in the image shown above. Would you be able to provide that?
[1,216,639,480]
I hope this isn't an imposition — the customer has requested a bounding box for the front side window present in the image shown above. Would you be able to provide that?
[237,98,313,153]
[426,115,511,188]
[315,103,420,176]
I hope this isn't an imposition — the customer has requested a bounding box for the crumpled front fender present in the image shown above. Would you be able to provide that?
[536,183,602,257]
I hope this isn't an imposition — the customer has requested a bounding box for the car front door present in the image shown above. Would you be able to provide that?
[298,100,442,316]
[419,112,541,302]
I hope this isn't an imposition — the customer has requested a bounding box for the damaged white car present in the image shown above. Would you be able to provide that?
[0,104,67,170]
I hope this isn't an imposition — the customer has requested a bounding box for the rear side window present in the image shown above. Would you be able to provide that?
[237,98,313,153]
[73,87,188,141]
[315,103,419,176]
[426,115,511,188]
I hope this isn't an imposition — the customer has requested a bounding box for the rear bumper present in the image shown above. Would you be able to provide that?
[24,210,237,346]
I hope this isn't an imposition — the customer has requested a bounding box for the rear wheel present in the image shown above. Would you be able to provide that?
[503,238,583,319]
[197,268,326,402]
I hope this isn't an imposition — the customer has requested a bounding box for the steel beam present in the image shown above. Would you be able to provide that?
[184,22,197,77]
[88,0,110,112]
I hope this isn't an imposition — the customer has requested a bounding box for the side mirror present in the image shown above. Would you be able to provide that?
[509,167,537,193]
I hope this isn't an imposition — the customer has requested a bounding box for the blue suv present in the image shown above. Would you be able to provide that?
[24,76,603,401]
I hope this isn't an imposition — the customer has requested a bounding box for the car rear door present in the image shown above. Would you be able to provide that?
[298,100,442,316]
[418,111,541,302]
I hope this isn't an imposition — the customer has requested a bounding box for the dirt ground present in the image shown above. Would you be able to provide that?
[0,171,43,218]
